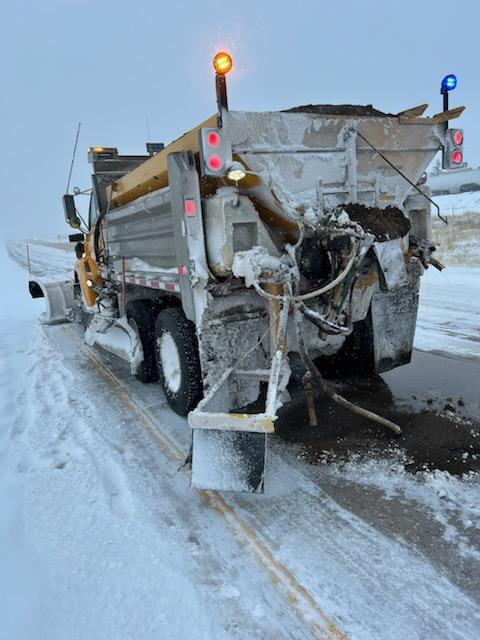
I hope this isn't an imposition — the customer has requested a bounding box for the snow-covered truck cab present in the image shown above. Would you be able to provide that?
[32,54,465,492]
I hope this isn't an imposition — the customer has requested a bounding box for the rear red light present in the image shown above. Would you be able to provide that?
[451,150,463,164]
[208,155,222,170]
[207,132,220,147]
[178,265,187,276]
[184,199,196,216]
[199,126,232,176]
[453,130,463,145]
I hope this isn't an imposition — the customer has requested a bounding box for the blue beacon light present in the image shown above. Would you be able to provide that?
[441,74,457,92]
[440,74,457,112]
[445,75,457,90]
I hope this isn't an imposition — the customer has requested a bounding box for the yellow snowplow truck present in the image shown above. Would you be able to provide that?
[30,54,464,492]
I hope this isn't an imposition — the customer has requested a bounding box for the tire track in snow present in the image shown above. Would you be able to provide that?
[11,324,135,517]
[0,327,37,452]
[63,325,347,640]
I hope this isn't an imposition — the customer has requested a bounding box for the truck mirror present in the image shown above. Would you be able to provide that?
[68,233,85,242]
[63,194,81,228]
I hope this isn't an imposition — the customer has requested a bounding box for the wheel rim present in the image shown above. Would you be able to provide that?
[159,332,181,394]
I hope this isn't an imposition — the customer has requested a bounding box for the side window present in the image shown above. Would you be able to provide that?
[88,194,99,227]
[88,195,93,228]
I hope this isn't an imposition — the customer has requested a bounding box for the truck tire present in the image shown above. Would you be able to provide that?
[155,307,203,416]
[339,312,376,377]
[316,311,376,378]
[126,301,159,383]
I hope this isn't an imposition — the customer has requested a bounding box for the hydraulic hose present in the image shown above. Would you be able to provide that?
[293,306,402,435]
[252,242,359,303]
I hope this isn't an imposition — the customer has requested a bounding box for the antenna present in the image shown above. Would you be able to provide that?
[66,122,81,193]
[146,114,151,142]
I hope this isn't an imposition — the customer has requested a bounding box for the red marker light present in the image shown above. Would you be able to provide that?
[208,155,222,170]
[453,130,463,145]
[451,150,463,164]
[208,132,220,147]
[185,198,196,216]
[178,265,187,276]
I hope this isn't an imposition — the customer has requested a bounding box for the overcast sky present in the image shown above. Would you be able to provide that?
[1,0,478,240]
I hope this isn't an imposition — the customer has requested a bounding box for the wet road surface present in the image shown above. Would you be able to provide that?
[276,350,480,476]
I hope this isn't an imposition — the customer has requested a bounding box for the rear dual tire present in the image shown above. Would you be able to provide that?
[155,307,203,416]
[126,301,159,383]
[126,302,202,415]
[316,311,376,378]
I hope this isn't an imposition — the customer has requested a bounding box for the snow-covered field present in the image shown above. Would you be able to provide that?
[1,239,480,639]
[431,192,480,267]
[434,190,480,217]
[7,242,73,280]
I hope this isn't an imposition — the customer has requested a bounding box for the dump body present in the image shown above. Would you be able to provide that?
[103,108,444,278]
[228,110,443,214]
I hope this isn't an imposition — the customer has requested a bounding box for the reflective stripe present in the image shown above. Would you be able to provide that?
[109,272,180,293]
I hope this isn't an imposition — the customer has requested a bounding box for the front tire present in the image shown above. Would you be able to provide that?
[155,307,203,416]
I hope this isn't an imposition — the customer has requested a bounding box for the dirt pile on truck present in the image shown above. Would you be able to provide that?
[341,204,411,241]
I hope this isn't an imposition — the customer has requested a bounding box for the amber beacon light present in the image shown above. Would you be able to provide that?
[213,51,233,75]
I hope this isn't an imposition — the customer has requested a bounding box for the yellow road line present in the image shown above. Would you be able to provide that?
[63,325,347,640]
[64,326,184,463]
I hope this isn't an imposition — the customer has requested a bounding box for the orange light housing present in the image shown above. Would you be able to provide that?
[213,51,233,75]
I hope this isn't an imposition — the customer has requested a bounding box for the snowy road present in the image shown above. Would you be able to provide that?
[416,266,480,359]
[1,242,480,639]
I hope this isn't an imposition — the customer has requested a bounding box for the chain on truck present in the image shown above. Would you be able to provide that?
[29,55,465,492]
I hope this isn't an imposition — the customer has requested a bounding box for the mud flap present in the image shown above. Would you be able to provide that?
[371,285,418,373]
[28,279,75,324]
[191,430,267,493]
[188,299,288,493]
[28,281,44,299]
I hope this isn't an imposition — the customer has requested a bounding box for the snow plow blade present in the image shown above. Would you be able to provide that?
[191,430,267,493]
[28,279,74,324]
